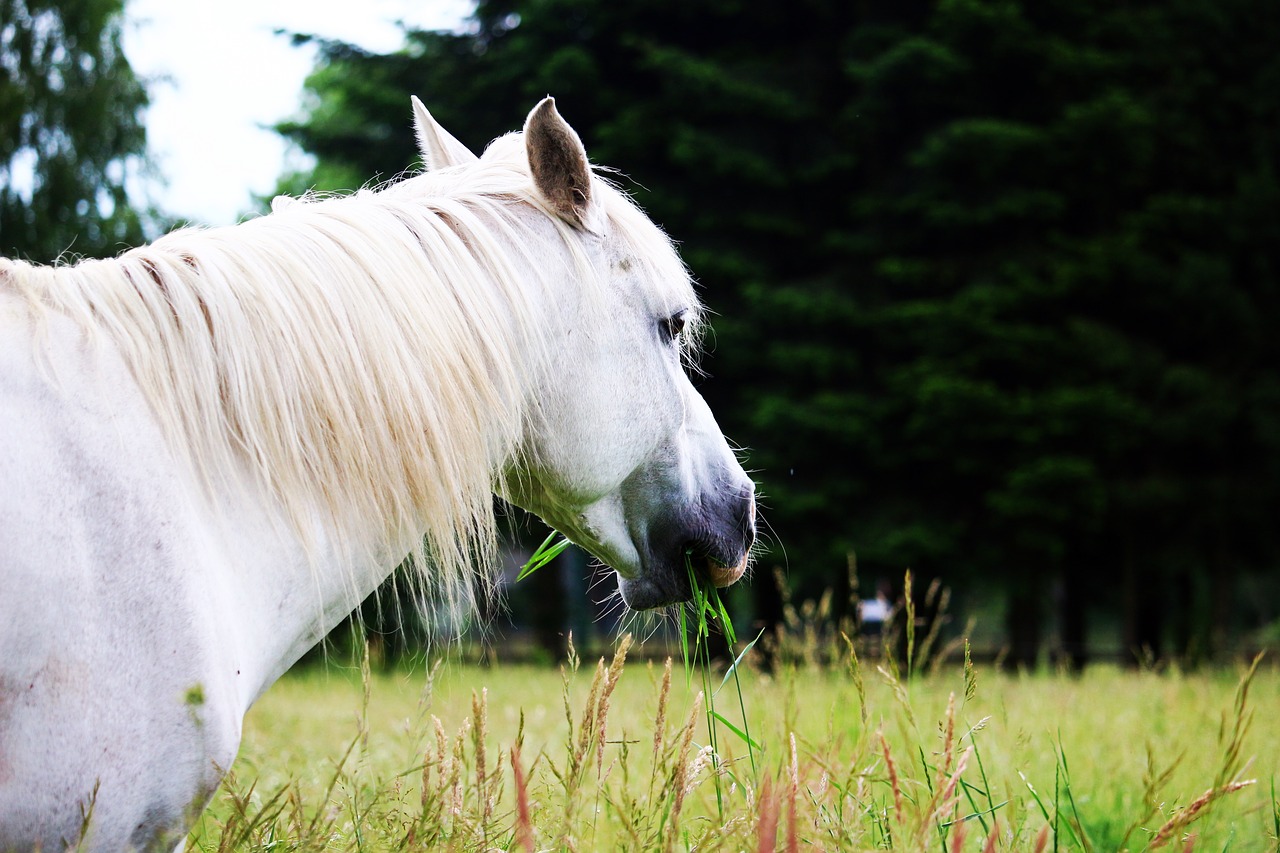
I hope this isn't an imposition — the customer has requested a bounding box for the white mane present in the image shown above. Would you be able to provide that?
[1,134,700,616]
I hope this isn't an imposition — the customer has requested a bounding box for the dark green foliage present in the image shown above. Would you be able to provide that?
[275,0,1280,664]
[1,0,157,260]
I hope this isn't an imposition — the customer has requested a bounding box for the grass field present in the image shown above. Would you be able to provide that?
[188,640,1279,852]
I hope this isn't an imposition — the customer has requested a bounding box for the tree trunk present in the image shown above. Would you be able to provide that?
[1058,572,1088,673]
[1005,581,1044,671]
[1120,539,1164,666]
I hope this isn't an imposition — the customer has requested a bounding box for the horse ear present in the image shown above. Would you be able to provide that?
[412,96,478,170]
[524,97,597,230]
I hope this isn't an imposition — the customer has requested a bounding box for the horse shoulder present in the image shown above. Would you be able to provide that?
[0,298,243,850]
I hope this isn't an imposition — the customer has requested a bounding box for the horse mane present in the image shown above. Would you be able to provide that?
[0,133,699,622]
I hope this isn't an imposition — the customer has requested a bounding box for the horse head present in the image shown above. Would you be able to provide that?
[415,98,757,610]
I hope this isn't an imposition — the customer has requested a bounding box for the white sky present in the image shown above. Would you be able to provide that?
[123,0,473,227]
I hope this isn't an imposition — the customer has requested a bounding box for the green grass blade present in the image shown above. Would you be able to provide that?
[1020,770,1052,823]
[730,655,759,778]
[516,532,571,581]
[679,598,693,688]
[715,628,764,698]
[710,709,762,751]
[968,731,995,835]
[708,584,737,645]
[526,530,560,565]
[1056,734,1090,852]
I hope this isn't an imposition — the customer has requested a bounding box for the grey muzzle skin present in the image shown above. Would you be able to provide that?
[619,479,756,610]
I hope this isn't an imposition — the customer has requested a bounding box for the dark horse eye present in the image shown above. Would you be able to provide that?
[663,311,687,341]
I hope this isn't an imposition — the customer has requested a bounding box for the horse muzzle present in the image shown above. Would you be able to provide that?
[619,480,756,610]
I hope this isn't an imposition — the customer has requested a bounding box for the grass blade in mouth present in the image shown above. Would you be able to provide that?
[683,553,760,807]
[517,531,571,581]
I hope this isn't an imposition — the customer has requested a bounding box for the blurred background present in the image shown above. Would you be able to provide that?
[4,0,1278,670]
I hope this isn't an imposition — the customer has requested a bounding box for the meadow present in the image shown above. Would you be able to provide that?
[188,637,1279,852]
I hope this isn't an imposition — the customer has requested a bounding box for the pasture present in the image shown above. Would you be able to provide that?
[189,643,1279,851]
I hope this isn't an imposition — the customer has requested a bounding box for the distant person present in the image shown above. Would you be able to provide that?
[858,579,894,638]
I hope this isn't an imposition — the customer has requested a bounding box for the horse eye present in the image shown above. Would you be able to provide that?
[662,312,687,341]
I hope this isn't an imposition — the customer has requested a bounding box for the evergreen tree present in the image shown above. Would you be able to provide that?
[827,0,1280,665]
[0,0,153,261]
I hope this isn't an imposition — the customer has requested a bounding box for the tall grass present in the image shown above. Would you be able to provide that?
[190,640,1278,851]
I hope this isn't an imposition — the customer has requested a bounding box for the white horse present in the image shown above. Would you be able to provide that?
[0,97,755,851]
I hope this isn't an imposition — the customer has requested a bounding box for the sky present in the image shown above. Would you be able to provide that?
[122,0,473,227]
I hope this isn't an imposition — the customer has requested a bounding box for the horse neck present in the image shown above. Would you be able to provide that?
[188,193,574,701]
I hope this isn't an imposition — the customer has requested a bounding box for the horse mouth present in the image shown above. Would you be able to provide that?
[687,544,748,588]
[617,541,749,610]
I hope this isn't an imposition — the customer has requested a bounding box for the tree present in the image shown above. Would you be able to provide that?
[826,0,1280,666]
[0,0,154,261]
